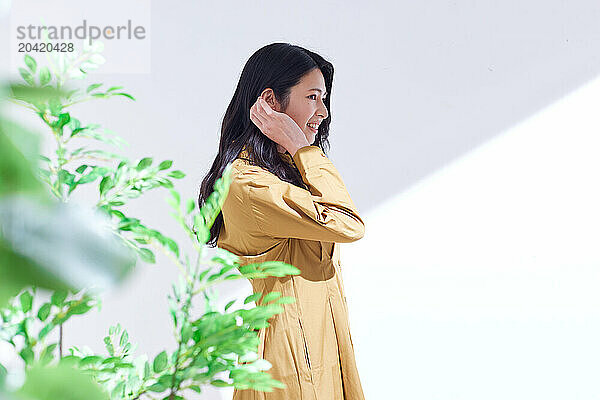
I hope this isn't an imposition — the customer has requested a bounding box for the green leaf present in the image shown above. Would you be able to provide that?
[138,248,155,264]
[19,67,35,86]
[7,84,64,108]
[147,382,167,393]
[106,86,123,92]
[113,92,135,101]
[103,336,114,356]
[211,379,231,387]
[186,199,195,214]
[158,178,173,188]
[198,269,210,281]
[77,166,111,185]
[255,261,301,277]
[249,320,270,330]
[48,97,62,115]
[75,164,89,174]
[39,323,54,340]
[17,363,109,400]
[57,113,71,129]
[158,160,172,170]
[144,361,150,379]
[70,128,85,138]
[79,355,103,367]
[169,190,181,207]
[152,350,168,373]
[181,324,192,343]
[163,237,179,257]
[244,292,262,305]
[19,290,33,312]
[119,330,128,347]
[157,373,173,386]
[67,118,81,131]
[275,296,296,305]
[58,169,75,188]
[188,385,202,393]
[238,351,258,363]
[39,67,51,86]
[37,302,52,321]
[39,346,58,366]
[86,83,102,93]
[101,356,121,365]
[59,355,81,367]
[19,347,34,364]
[67,302,92,316]
[262,291,281,304]
[51,290,68,306]
[24,54,37,72]
[136,157,153,171]
[99,176,113,196]
[117,217,141,231]
[225,299,236,311]
[167,170,185,179]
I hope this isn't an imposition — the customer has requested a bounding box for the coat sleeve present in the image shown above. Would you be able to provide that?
[234,145,365,243]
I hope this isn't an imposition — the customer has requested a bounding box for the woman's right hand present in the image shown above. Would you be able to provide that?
[249,97,310,156]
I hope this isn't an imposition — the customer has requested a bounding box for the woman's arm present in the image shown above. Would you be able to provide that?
[234,145,365,243]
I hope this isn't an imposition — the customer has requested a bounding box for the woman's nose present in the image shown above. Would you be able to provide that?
[317,100,328,119]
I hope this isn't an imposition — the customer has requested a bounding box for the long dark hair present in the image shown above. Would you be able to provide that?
[198,42,334,247]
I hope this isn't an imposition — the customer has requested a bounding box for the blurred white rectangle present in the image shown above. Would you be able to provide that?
[8,0,150,74]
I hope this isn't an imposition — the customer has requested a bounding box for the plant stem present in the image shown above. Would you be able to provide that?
[192,273,242,297]
[59,323,63,358]
[5,98,38,112]
[152,241,191,283]
[168,259,201,398]
[62,96,95,108]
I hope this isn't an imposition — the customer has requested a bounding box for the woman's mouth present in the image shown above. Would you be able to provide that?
[307,122,319,133]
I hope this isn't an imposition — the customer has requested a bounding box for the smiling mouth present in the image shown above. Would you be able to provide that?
[307,122,319,133]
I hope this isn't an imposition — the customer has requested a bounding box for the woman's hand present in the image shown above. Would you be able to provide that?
[249,97,310,156]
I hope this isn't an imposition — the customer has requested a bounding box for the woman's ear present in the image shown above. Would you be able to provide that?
[260,88,280,112]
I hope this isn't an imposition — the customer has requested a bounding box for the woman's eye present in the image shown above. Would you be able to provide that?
[308,95,317,100]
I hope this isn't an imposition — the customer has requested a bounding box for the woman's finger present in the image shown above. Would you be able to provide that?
[254,102,270,127]
[249,113,261,130]
[255,101,269,124]
[254,98,266,118]
[250,108,265,129]
[258,97,274,115]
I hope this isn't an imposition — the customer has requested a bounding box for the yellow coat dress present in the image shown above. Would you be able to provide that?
[217,144,366,400]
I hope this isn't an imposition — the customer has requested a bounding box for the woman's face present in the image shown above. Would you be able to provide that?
[280,68,329,145]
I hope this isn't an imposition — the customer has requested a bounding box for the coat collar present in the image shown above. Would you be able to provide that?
[238,144,294,166]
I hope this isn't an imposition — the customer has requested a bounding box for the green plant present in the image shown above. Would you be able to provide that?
[4,43,184,365]
[1,47,300,399]
[0,84,134,400]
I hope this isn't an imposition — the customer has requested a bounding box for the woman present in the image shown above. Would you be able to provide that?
[198,43,366,399]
